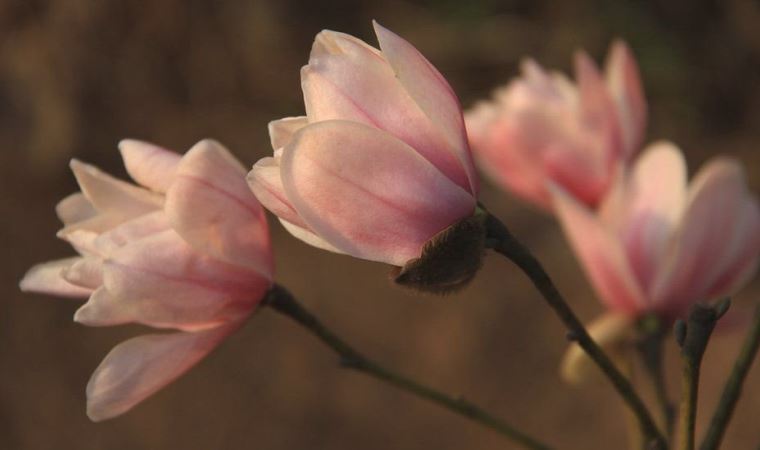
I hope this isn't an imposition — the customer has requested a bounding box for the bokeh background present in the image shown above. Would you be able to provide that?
[2,1,759,449]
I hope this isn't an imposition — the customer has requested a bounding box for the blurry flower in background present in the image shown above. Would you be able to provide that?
[20,139,273,421]
[466,41,646,209]
[248,22,478,267]
[553,142,759,380]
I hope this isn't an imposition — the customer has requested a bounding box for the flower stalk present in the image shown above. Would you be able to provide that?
[699,304,760,450]
[636,316,675,438]
[675,301,728,450]
[483,212,666,450]
[263,284,553,450]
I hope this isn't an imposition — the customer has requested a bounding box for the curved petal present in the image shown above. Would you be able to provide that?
[247,157,307,229]
[268,116,308,151]
[473,118,552,208]
[93,211,171,256]
[574,50,621,165]
[372,21,477,195]
[85,324,237,422]
[63,256,104,289]
[706,198,760,297]
[279,219,345,254]
[79,230,268,331]
[551,184,646,313]
[605,40,646,157]
[165,139,273,279]
[561,312,634,384]
[56,193,96,226]
[57,229,100,256]
[302,31,470,192]
[542,141,610,207]
[652,158,751,316]
[20,257,92,298]
[119,140,181,193]
[620,142,687,291]
[70,159,163,216]
[73,287,128,326]
[281,120,475,266]
[464,100,499,150]
[56,213,137,253]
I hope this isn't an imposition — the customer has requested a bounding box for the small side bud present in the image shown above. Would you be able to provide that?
[393,210,487,294]
[714,297,731,319]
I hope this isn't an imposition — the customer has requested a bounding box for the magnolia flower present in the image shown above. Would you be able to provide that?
[553,142,759,381]
[20,140,272,421]
[248,22,478,268]
[466,40,646,209]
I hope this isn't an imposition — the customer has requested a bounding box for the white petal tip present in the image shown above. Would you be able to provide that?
[85,402,117,422]
[117,139,157,158]
[185,139,229,160]
[69,159,85,171]
[72,305,90,324]
[118,138,146,150]
[18,274,35,293]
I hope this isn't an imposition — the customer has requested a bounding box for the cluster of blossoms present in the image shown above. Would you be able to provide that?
[21,20,759,442]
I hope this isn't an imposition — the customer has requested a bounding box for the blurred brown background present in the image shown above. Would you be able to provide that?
[2,0,759,449]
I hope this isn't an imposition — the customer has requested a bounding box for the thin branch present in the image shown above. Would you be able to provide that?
[636,316,675,437]
[263,284,554,450]
[699,304,760,450]
[484,213,666,450]
[676,302,726,450]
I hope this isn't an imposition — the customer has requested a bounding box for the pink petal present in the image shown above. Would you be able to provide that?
[63,256,104,289]
[372,21,478,195]
[302,30,470,193]
[551,184,646,314]
[474,118,552,208]
[77,230,267,331]
[463,100,498,150]
[70,159,163,216]
[706,198,760,297]
[56,193,96,226]
[619,142,687,291]
[280,120,475,266]
[58,229,100,256]
[605,40,646,158]
[20,257,93,298]
[268,116,308,151]
[574,51,621,165]
[652,158,752,315]
[165,140,273,279]
[85,324,236,421]
[73,287,129,326]
[93,211,171,256]
[542,142,611,207]
[247,157,308,229]
[119,140,182,193]
[279,219,345,254]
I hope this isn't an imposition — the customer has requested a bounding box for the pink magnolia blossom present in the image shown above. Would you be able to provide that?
[20,139,272,421]
[552,141,759,322]
[248,22,478,267]
[466,40,646,209]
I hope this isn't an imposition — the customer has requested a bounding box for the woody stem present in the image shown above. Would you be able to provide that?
[699,304,760,450]
[263,284,554,450]
[484,213,667,450]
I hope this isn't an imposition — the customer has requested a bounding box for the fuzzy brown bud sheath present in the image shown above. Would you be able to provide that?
[393,209,487,294]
